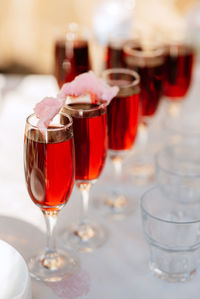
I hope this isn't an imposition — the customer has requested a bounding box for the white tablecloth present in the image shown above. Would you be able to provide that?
[0,70,200,299]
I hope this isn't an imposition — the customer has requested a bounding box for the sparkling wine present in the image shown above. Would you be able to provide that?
[124,44,165,118]
[107,85,140,150]
[138,64,164,117]
[24,129,75,209]
[105,42,125,69]
[63,103,107,181]
[55,39,91,88]
[163,45,194,99]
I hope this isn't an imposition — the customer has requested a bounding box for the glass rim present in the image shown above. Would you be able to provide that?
[123,40,165,58]
[155,145,200,178]
[101,68,140,89]
[140,187,200,224]
[26,112,73,131]
[64,100,107,113]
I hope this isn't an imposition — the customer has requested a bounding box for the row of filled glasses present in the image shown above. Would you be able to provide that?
[23,68,142,282]
[53,24,196,208]
[24,26,196,282]
[142,140,200,283]
[54,23,194,107]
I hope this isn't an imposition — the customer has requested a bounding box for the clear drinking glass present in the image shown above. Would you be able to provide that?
[24,112,79,281]
[163,42,195,117]
[94,68,140,219]
[54,22,91,88]
[155,142,200,203]
[61,97,108,252]
[141,187,200,282]
[122,40,165,183]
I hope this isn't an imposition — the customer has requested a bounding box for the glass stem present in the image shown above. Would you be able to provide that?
[139,122,149,147]
[112,157,123,183]
[111,156,123,196]
[41,210,62,270]
[76,182,92,223]
[109,156,128,208]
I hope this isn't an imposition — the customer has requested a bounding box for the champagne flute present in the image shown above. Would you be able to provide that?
[163,42,194,117]
[94,68,140,219]
[123,40,165,183]
[24,112,79,281]
[61,97,108,252]
[54,22,91,88]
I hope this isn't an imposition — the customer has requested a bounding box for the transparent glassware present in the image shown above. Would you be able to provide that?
[94,68,140,219]
[163,42,195,117]
[24,112,79,282]
[122,40,166,184]
[141,187,200,282]
[60,98,108,252]
[155,142,200,203]
[54,22,91,89]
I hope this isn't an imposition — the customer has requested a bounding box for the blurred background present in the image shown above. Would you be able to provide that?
[0,0,199,75]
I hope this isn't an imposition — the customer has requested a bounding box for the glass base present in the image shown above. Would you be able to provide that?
[93,191,137,220]
[28,249,80,282]
[149,261,196,282]
[60,221,108,253]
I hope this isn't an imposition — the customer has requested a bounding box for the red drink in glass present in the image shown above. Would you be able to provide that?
[55,39,91,88]
[138,64,164,117]
[105,41,125,69]
[24,128,75,209]
[163,45,194,99]
[63,103,107,181]
[123,42,165,119]
[107,91,140,150]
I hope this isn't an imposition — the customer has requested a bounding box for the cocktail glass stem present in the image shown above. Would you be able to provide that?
[42,210,62,270]
[75,182,95,241]
[76,182,91,222]
[167,101,181,117]
[108,155,127,209]
[138,122,149,147]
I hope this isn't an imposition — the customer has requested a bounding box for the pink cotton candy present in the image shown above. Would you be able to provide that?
[59,71,119,103]
[34,96,64,129]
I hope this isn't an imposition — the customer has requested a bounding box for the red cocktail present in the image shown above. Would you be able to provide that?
[163,44,194,100]
[98,68,140,218]
[105,40,125,69]
[24,112,79,282]
[62,99,108,251]
[55,39,91,88]
[63,102,107,181]
[123,41,165,122]
[107,82,140,150]
[24,127,74,209]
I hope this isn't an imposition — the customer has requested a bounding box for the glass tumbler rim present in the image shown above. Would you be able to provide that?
[26,112,73,132]
[140,186,200,225]
[155,144,200,178]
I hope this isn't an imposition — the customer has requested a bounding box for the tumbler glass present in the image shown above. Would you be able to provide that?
[141,187,200,282]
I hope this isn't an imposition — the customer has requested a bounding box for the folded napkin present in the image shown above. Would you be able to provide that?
[0,240,31,299]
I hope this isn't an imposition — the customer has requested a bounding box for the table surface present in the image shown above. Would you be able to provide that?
[0,67,200,299]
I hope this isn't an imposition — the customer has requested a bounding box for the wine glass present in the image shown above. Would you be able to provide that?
[94,68,140,219]
[122,40,165,183]
[163,42,194,117]
[54,22,91,88]
[24,111,79,282]
[61,97,108,252]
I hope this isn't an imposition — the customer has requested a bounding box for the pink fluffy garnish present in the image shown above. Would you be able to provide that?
[34,96,64,130]
[59,71,119,102]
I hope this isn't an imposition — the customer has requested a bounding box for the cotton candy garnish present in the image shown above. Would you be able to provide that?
[59,71,119,102]
[34,72,119,131]
[34,96,65,130]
